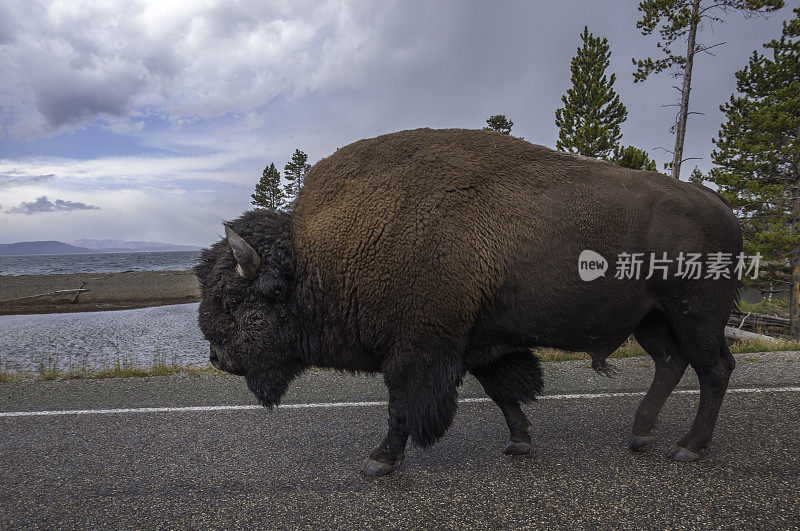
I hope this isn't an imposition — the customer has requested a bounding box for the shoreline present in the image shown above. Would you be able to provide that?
[0,270,200,316]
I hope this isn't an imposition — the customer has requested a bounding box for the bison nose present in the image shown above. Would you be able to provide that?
[209,347,222,369]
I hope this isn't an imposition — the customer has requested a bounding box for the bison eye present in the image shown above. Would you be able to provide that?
[223,296,241,313]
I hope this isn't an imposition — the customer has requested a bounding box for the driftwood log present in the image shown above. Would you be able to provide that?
[728,310,789,330]
[0,287,90,304]
[724,326,777,342]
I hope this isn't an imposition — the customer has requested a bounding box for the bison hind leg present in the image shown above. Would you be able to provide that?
[629,309,687,451]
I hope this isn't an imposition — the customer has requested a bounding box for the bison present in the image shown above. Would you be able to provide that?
[196,128,741,476]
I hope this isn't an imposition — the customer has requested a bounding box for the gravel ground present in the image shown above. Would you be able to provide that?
[0,303,205,372]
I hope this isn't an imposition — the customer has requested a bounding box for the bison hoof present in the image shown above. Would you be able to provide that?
[360,453,404,477]
[629,434,655,451]
[502,440,532,455]
[360,458,395,476]
[668,446,700,462]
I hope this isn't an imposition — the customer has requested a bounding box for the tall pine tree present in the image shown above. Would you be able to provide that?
[284,149,311,201]
[555,27,628,159]
[706,8,800,335]
[251,163,285,210]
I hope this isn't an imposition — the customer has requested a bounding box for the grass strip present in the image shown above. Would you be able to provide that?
[1,339,799,382]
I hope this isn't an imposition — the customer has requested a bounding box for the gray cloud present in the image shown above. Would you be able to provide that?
[34,74,146,129]
[0,0,379,137]
[0,171,55,188]
[6,196,100,214]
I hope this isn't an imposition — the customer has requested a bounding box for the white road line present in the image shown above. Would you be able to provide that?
[1,386,799,419]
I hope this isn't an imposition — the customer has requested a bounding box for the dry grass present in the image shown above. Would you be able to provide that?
[534,338,647,363]
[1,359,222,382]
[534,336,800,363]
[729,337,800,353]
[736,298,790,317]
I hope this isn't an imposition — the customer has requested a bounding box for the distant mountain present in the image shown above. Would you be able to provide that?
[0,239,201,256]
[71,239,201,252]
[0,241,95,256]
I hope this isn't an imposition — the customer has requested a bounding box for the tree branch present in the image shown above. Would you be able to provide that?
[696,41,726,56]
[698,3,728,16]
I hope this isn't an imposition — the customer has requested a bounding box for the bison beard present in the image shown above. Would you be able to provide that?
[245,363,306,409]
[196,128,742,476]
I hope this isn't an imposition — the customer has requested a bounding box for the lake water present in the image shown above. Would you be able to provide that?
[0,250,202,276]
[0,303,207,372]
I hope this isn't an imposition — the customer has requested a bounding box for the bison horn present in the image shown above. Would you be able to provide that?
[224,225,262,280]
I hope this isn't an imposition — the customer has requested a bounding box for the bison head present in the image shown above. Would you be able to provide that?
[194,209,306,407]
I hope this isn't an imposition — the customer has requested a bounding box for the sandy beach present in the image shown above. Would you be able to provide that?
[0,270,200,315]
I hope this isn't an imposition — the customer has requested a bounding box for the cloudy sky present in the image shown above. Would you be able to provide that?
[0,0,793,246]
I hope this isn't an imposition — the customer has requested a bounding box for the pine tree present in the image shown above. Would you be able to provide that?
[555,27,628,159]
[611,145,658,171]
[251,163,285,210]
[689,166,705,184]
[705,7,800,335]
[284,149,311,201]
[633,0,784,179]
[483,115,513,135]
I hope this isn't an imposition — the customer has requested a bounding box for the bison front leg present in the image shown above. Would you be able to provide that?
[384,348,463,445]
[361,394,409,476]
[362,347,462,477]
[471,350,543,456]
[486,396,533,455]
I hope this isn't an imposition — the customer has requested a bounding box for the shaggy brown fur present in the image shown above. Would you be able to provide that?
[197,128,742,473]
[292,128,737,359]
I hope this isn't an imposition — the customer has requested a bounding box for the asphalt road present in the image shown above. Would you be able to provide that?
[2,352,799,529]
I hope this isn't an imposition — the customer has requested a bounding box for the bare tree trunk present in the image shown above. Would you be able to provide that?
[792,131,800,338]
[670,0,700,180]
[791,262,800,338]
